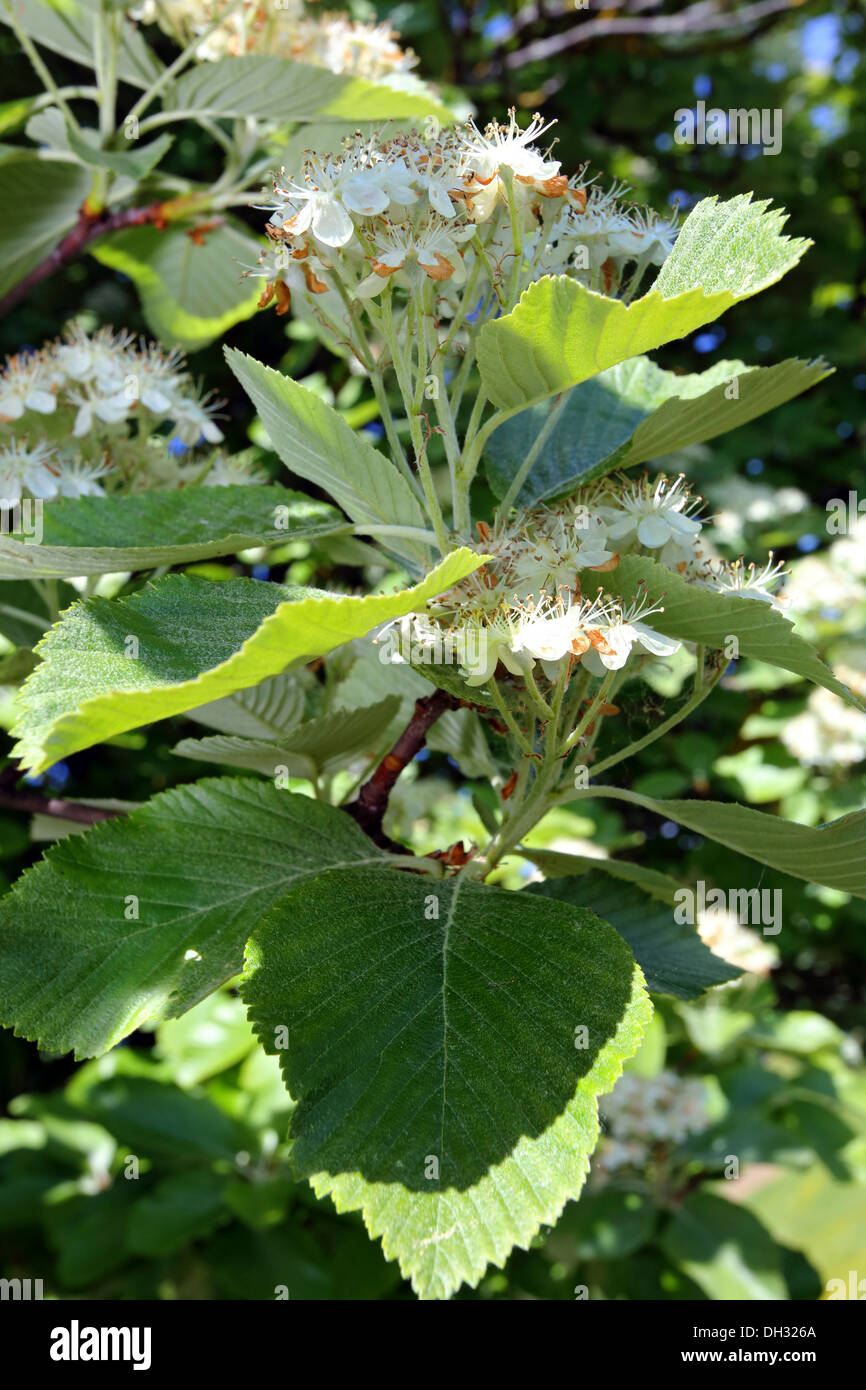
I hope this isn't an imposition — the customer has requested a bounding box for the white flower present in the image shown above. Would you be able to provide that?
[0,353,61,418]
[462,112,564,219]
[579,598,680,673]
[170,393,224,446]
[701,556,787,608]
[780,687,866,770]
[599,474,703,551]
[0,438,60,501]
[198,454,270,487]
[54,456,112,498]
[354,216,474,297]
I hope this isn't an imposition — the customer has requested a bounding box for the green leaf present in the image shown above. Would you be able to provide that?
[477,195,810,412]
[0,154,91,298]
[531,871,740,998]
[165,54,452,125]
[0,486,345,579]
[516,848,681,903]
[91,221,264,352]
[485,356,831,507]
[0,779,387,1057]
[556,1187,658,1259]
[155,991,257,1087]
[243,866,651,1299]
[174,696,401,780]
[185,670,307,740]
[226,348,430,566]
[600,553,862,708]
[0,0,162,89]
[127,1171,228,1256]
[660,1191,788,1300]
[47,1186,134,1288]
[743,1164,866,1291]
[0,97,40,137]
[0,578,78,646]
[427,708,498,780]
[64,124,173,178]
[82,1073,245,1161]
[579,786,866,898]
[12,548,483,773]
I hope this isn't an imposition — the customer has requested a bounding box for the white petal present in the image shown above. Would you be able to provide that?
[25,389,57,415]
[666,510,702,537]
[637,513,671,547]
[140,387,172,413]
[311,198,354,248]
[427,183,455,217]
[342,175,389,217]
[632,621,680,656]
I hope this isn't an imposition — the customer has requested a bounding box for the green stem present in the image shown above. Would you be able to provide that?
[523,663,554,722]
[585,651,724,782]
[489,679,532,756]
[125,0,247,130]
[3,0,85,134]
[561,670,616,754]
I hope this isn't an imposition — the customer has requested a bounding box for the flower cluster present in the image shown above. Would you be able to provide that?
[696,904,778,976]
[131,1,430,96]
[385,474,785,694]
[253,115,679,327]
[781,685,866,770]
[591,1071,710,1179]
[0,327,228,501]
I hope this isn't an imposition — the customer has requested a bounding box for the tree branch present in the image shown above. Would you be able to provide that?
[0,786,124,824]
[495,0,809,71]
[0,200,167,317]
[346,687,457,848]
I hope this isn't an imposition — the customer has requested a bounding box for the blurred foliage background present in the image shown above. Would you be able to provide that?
[1,0,865,1300]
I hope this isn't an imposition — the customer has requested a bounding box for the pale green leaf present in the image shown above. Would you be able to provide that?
[0,485,345,579]
[743,1165,866,1290]
[0,779,387,1057]
[91,222,264,351]
[226,348,430,566]
[165,54,452,125]
[64,124,173,178]
[0,578,78,646]
[477,195,810,412]
[185,669,308,740]
[12,548,484,773]
[243,866,651,1299]
[0,0,162,89]
[517,848,681,902]
[426,707,498,780]
[600,553,862,708]
[532,871,740,998]
[580,786,866,897]
[485,356,831,507]
[174,696,401,779]
[0,155,91,297]
[660,1191,788,1300]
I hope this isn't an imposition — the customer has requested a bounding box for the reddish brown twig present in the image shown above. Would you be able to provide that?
[0,200,167,317]
[496,0,804,72]
[346,687,457,848]
[0,787,124,824]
